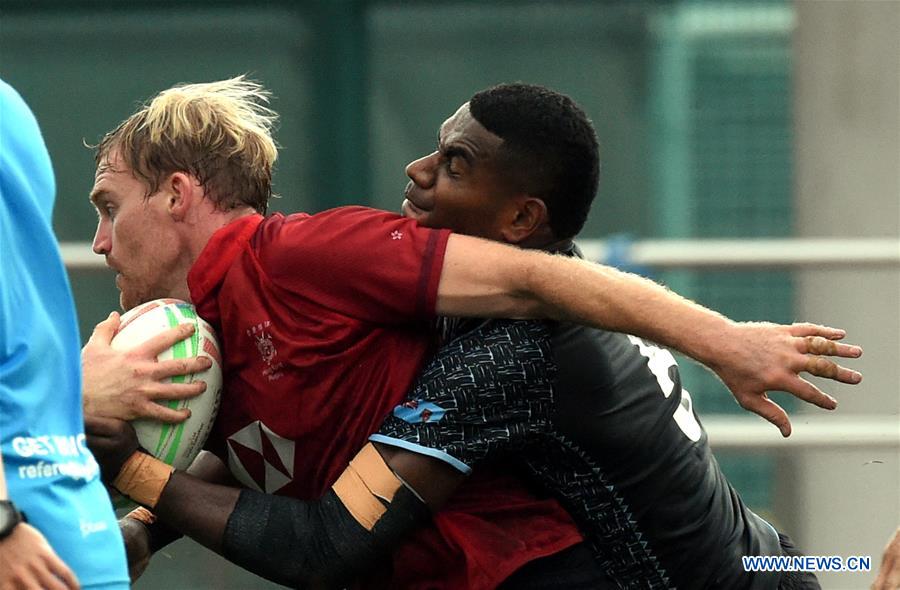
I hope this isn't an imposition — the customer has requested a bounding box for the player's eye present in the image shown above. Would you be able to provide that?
[445,154,464,177]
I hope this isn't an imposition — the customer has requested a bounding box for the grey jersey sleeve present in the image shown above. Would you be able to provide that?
[370,320,557,473]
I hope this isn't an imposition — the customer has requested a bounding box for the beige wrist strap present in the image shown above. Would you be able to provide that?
[113,452,174,509]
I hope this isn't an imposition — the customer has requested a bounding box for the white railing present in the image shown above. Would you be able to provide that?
[705,415,899,450]
[60,243,109,270]
[576,237,900,269]
[62,237,900,449]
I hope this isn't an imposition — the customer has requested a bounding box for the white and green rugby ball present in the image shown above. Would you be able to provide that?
[109,299,223,508]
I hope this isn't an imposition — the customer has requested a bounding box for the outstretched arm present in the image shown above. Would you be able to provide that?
[436,233,863,436]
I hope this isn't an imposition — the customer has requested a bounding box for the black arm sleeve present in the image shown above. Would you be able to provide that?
[221,485,430,589]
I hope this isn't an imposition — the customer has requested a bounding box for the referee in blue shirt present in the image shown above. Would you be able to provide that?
[0,80,129,590]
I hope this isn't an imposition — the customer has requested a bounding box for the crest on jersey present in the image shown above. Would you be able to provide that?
[226,420,295,493]
[255,331,276,364]
[246,320,284,381]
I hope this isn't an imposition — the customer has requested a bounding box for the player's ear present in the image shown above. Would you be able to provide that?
[166,172,200,220]
[501,196,548,245]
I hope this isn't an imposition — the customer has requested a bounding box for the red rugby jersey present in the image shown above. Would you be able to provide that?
[188,206,581,588]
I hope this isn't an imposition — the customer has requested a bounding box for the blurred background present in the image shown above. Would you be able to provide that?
[1,0,897,588]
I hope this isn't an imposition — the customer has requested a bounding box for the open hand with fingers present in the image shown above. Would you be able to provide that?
[82,311,211,423]
[704,321,862,437]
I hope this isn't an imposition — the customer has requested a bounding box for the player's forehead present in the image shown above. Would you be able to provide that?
[438,102,503,160]
[94,148,126,181]
[90,149,137,203]
[438,103,470,138]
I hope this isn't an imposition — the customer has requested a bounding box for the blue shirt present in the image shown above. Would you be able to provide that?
[0,80,129,589]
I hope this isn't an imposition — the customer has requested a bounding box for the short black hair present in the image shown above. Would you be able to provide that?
[469,83,600,239]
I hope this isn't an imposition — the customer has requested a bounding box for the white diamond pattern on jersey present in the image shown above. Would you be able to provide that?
[227,420,296,493]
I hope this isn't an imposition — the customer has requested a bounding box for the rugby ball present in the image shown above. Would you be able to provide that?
[109,299,222,508]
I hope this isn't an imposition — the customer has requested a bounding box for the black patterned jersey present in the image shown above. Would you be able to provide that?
[371,317,783,589]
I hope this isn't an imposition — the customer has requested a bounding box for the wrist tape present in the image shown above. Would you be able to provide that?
[113,452,174,508]
[124,507,184,553]
[126,506,157,526]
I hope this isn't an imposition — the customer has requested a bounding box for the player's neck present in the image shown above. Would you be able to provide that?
[181,206,257,273]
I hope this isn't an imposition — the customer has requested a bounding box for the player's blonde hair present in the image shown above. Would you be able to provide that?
[95,76,278,214]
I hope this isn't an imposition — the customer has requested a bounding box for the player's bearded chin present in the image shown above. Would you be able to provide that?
[118,281,145,312]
